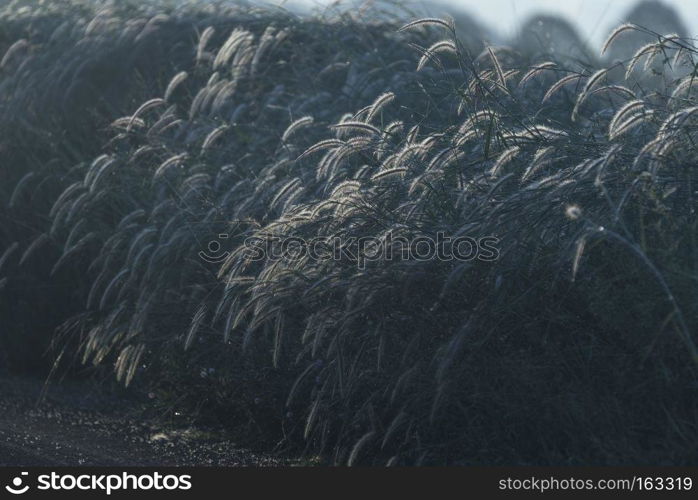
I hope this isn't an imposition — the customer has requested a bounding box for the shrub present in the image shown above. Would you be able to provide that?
[1,1,697,465]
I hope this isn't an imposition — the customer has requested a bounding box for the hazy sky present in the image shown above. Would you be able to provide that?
[439,0,696,46]
[296,0,697,48]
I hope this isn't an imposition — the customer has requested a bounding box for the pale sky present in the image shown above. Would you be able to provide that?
[293,0,698,49]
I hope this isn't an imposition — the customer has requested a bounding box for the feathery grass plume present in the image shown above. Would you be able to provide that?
[518,62,557,87]
[608,99,646,135]
[384,120,404,137]
[633,136,664,169]
[128,243,154,278]
[119,209,147,229]
[371,167,408,181]
[153,153,188,181]
[213,28,251,69]
[9,171,35,208]
[201,124,229,154]
[601,23,640,55]
[315,149,340,181]
[128,98,165,131]
[91,263,122,307]
[271,312,286,369]
[147,114,179,139]
[185,304,208,351]
[353,105,374,123]
[282,116,314,143]
[426,148,464,172]
[365,92,395,123]
[112,116,145,130]
[642,49,665,74]
[398,17,454,33]
[62,191,89,228]
[591,84,636,99]
[417,41,457,71]
[658,106,698,137]
[207,71,221,87]
[488,146,520,177]
[303,389,324,440]
[465,69,492,94]
[653,33,682,60]
[572,68,608,121]
[160,117,186,136]
[588,145,622,186]
[88,157,117,193]
[0,242,19,274]
[610,109,655,140]
[522,172,562,191]
[487,47,506,87]
[458,110,499,136]
[330,180,362,197]
[114,346,131,385]
[625,42,661,80]
[201,80,227,115]
[97,267,129,311]
[407,125,420,144]
[230,40,256,80]
[503,125,568,143]
[672,46,694,70]
[571,234,587,281]
[381,411,409,450]
[1,38,29,67]
[310,199,340,218]
[348,431,376,467]
[330,121,382,136]
[530,125,568,139]
[396,143,430,168]
[344,136,374,154]
[504,69,520,83]
[49,200,73,239]
[647,137,679,174]
[49,182,83,218]
[380,152,400,172]
[115,344,145,387]
[270,178,303,211]
[468,67,514,97]
[164,71,188,102]
[671,76,698,101]
[219,292,242,338]
[125,227,157,266]
[521,146,555,182]
[51,232,97,277]
[251,26,280,76]
[209,80,235,114]
[196,26,215,63]
[64,220,87,251]
[542,74,585,103]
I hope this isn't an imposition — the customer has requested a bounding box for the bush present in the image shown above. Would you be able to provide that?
[1,1,697,464]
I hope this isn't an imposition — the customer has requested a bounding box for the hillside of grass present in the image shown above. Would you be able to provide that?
[1,0,697,465]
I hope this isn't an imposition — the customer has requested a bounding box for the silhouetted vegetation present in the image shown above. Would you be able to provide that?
[1,0,697,465]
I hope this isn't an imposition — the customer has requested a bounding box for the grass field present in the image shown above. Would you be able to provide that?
[1,0,697,465]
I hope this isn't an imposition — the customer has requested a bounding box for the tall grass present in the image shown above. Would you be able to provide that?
[1,0,697,464]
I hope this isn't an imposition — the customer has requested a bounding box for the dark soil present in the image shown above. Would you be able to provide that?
[0,375,289,466]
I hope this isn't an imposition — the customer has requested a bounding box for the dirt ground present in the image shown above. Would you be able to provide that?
[0,375,288,466]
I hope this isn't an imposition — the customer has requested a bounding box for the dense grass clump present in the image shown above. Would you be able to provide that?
[1,0,698,464]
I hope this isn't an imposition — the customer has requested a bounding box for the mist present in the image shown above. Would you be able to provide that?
[296,0,697,49]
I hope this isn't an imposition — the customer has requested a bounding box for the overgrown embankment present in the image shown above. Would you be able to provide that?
[1,0,697,465]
